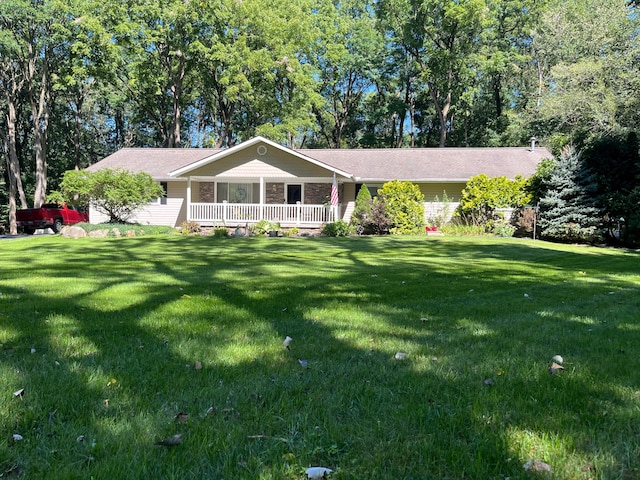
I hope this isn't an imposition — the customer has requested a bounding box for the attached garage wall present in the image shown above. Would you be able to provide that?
[89,181,186,228]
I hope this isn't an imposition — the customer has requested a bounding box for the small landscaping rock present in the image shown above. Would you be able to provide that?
[88,229,109,238]
[61,226,87,239]
[523,459,551,473]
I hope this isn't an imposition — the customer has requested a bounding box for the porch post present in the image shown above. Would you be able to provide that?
[186,177,192,221]
[260,177,265,220]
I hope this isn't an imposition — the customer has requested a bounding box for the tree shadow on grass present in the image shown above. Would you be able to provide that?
[0,236,639,478]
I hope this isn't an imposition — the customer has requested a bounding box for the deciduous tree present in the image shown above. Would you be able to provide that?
[529,0,640,139]
[56,168,163,223]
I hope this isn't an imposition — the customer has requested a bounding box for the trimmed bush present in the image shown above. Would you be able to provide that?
[322,220,350,237]
[377,180,425,234]
[458,174,530,230]
[212,227,229,238]
[250,220,280,235]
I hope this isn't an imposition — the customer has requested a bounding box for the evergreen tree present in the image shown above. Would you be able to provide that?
[581,132,640,243]
[350,184,373,230]
[538,147,603,243]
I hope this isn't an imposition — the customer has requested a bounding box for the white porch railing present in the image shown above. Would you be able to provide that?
[189,202,339,227]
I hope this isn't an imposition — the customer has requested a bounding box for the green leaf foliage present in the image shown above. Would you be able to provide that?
[350,184,373,226]
[526,158,558,204]
[377,180,425,234]
[458,174,530,227]
[580,132,640,244]
[56,168,164,223]
[321,219,350,237]
[531,0,640,140]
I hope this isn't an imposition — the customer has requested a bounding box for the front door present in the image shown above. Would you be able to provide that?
[287,184,302,204]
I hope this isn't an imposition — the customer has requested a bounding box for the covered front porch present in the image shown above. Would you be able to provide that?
[189,202,340,227]
[184,176,343,228]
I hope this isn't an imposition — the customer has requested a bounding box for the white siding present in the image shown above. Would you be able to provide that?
[89,181,186,227]
[187,149,332,178]
[424,202,459,225]
[418,182,466,202]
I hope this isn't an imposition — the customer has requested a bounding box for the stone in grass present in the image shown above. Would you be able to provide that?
[394,352,408,360]
[61,226,86,239]
[155,433,183,447]
[88,229,108,238]
[305,466,333,479]
[523,459,552,473]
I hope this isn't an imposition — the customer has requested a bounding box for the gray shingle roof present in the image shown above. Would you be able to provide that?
[298,147,549,181]
[86,148,222,179]
[87,141,551,182]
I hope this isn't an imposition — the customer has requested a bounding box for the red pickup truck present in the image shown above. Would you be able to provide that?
[16,203,89,234]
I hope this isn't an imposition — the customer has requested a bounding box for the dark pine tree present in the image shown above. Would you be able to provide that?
[581,132,640,243]
[538,146,603,243]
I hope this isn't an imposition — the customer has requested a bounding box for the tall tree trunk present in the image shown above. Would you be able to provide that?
[32,69,50,208]
[430,84,451,148]
[396,111,405,148]
[72,83,91,169]
[6,157,18,235]
[405,77,415,148]
[73,94,84,170]
[6,101,27,209]
[5,100,28,235]
[27,36,51,208]
[167,52,185,148]
[493,74,503,118]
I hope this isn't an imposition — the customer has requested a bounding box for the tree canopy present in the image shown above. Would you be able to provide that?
[1,0,639,234]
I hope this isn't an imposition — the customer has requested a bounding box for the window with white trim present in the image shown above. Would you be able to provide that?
[152,182,168,205]
[216,182,259,203]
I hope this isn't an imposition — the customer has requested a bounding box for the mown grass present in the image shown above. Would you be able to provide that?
[0,235,639,479]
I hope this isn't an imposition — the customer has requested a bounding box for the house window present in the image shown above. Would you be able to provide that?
[216,182,259,203]
[153,182,168,205]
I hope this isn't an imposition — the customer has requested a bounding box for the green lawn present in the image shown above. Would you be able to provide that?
[1,235,639,479]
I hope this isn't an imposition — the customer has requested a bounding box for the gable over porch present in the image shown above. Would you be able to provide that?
[170,137,350,228]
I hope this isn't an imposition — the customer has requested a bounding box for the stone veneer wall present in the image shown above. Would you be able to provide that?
[200,182,215,202]
[304,183,333,204]
[266,182,285,204]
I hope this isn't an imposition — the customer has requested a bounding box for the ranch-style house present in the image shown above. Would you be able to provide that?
[86,136,551,229]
